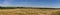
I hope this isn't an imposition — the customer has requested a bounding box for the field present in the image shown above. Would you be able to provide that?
[0,8,60,15]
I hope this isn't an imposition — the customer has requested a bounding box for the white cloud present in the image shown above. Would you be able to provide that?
[0,0,15,7]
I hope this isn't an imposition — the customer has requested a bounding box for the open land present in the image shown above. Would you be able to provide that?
[0,8,60,15]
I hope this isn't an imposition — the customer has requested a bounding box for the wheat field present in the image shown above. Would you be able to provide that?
[0,8,60,15]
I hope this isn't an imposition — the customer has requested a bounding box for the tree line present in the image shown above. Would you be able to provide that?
[0,7,59,9]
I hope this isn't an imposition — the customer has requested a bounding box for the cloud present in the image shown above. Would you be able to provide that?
[0,0,15,7]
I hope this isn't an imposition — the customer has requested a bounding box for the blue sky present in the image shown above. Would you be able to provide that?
[0,0,60,8]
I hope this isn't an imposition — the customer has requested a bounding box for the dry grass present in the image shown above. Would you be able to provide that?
[0,8,60,15]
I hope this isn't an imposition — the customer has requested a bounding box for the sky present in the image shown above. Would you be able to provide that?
[0,0,60,8]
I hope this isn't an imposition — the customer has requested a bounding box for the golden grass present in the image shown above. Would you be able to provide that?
[0,8,60,15]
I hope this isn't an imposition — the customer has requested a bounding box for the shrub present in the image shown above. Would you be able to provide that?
[51,11,60,15]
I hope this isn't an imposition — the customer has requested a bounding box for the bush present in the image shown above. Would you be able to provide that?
[51,11,60,15]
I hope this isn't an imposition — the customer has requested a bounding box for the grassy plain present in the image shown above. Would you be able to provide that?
[0,8,60,15]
